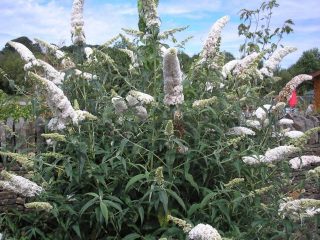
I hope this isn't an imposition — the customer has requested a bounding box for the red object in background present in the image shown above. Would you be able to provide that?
[288,90,298,108]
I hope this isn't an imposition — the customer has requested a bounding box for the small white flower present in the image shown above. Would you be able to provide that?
[188,223,222,240]
[284,131,304,139]
[289,155,320,169]
[227,127,255,136]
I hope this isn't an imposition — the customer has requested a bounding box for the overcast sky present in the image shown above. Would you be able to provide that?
[1,0,319,68]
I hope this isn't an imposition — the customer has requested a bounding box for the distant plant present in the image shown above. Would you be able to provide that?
[238,0,294,57]
[0,0,319,240]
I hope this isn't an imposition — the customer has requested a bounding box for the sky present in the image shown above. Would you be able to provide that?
[0,0,319,68]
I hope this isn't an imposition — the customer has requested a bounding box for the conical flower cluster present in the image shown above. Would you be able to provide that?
[8,41,36,62]
[0,170,43,197]
[200,16,230,65]
[163,48,184,106]
[71,0,86,45]
[138,0,160,30]
[29,72,96,130]
[260,46,297,77]
[278,74,313,101]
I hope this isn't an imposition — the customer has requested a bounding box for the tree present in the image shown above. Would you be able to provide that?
[289,48,320,75]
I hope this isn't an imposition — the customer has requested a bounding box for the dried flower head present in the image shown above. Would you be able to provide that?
[127,90,154,105]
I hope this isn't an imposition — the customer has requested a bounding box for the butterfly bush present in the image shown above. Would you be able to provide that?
[264,145,300,163]
[188,223,222,240]
[112,96,128,114]
[25,59,65,85]
[260,46,297,77]
[74,69,97,80]
[245,120,261,130]
[242,155,266,165]
[163,48,184,106]
[29,72,96,131]
[192,97,217,109]
[227,127,255,136]
[279,198,320,221]
[25,202,53,212]
[34,38,65,60]
[284,131,304,139]
[221,59,239,78]
[71,0,86,45]
[139,0,160,30]
[232,52,260,77]
[0,151,33,169]
[199,16,230,66]
[8,41,36,62]
[0,170,43,197]
[289,155,320,169]
[278,74,313,101]
[307,166,320,179]
[279,118,294,126]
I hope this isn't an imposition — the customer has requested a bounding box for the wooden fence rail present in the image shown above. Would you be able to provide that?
[0,117,45,154]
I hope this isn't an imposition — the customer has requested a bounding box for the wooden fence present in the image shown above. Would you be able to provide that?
[0,117,45,212]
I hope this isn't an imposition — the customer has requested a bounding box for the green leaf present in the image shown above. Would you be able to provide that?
[166,189,186,211]
[125,173,148,192]
[100,201,109,224]
[80,197,98,216]
[123,233,141,240]
[158,190,168,213]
